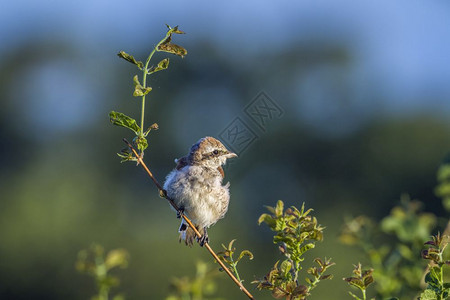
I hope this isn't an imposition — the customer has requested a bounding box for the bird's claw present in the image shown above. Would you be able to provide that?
[197,229,209,247]
[176,207,185,219]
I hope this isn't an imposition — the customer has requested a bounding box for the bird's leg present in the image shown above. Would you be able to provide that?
[178,222,187,231]
[176,206,185,219]
[198,227,209,247]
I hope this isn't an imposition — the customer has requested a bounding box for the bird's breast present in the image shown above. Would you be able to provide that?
[163,166,230,228]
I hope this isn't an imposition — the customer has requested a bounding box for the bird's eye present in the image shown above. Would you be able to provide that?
[213,150,219,155]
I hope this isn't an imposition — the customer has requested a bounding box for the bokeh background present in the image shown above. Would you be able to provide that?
[1,1,450,299]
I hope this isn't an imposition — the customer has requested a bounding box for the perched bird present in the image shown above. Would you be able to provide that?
[163,137,237,246]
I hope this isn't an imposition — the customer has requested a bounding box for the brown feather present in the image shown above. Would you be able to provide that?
[217,166,225,179]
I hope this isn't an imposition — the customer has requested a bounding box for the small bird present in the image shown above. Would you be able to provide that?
[163,137,237,246]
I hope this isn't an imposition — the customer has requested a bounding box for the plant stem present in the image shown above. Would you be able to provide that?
[139,31,171,138]
[362,288,366,300]
[140,52,152,137]
[95,256,109,300]
[229,257,242,283]
[439,264,444,300]
[308,276,320,292]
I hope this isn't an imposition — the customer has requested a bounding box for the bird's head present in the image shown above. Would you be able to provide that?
[188,137,237,169]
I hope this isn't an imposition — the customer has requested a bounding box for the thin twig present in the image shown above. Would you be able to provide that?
[123,139,255,300]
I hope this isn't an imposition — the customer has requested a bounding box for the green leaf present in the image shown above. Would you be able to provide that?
[117,51,144,69]
[274,218,285,231]
[134,86,152,97]
[273,234,295,245]
[134,135,148,152]
[443,197,450,211]
[157,34,187,57]
[158,42,187,58]
[363,275,374,287]
[320,274,333,280]
[227,239,236,251]
[109,111,140,134]
[275,200,284,217]
[425,267,442,289]
[344,277,365,290]
[133,74,141,87]
[258,213,275,227]
[167,24,186,34]
[314,258,325,268]
[264,205,276,215]
[397,243,414,259]
[105,249,129,270]
[148,58,170,74]
[271,287,287,299]
[133,75,152,97]
[420,289,438,300]
[437,164,450,182]
[299,243,315,256]
[117,150,136,163]
[291,285,308,297]
[237,250,254,262]
[280,260,292,278]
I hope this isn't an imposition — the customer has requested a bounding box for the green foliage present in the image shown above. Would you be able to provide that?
[420,233,450,300]
[435,163,450,212]
[117,51,144,69]
[253,200,334,299]
[343,263,375,300]
[340,158,450,299]
[340,195,436,299]
[109,111,141,135]
[148,58,170,74]
[165,261,222,300]
[110,25,186,162]
[76,244,129,300]
[132,75,152,97]
[217,239,254,283]
[381,196,436,244]
[109,111,159,161]
[157,25,188,58]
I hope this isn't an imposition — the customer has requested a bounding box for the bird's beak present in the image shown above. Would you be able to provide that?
[225,151,238,159]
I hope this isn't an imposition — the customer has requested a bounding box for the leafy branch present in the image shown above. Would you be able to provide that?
[165,261,222,300]
[420,233,450,300]
[217,239,254,283]
[339,195,436,298]
[253,200,334,299]
[435,162,450,213]
[343,263,375,300]
[76,244,129,300]
[110,25,186,161]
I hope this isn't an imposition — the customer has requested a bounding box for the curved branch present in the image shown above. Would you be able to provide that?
[123,139,255,300]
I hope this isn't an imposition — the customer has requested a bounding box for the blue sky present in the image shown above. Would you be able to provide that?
[2,0,450,136]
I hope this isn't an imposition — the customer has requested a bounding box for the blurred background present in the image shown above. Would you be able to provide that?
[1,0,450,299]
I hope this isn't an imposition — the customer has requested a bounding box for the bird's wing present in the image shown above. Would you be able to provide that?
[175,156,189,170]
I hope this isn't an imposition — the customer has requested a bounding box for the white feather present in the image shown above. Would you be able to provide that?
[163,165,230,230]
